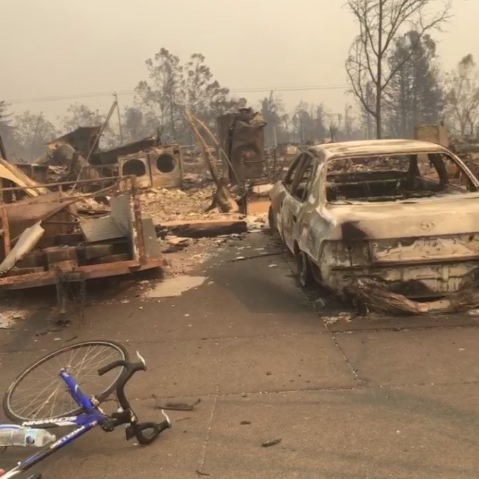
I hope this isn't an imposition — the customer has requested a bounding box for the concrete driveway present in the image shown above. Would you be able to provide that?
[0,231,478,478]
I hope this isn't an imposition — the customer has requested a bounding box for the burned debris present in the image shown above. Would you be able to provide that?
[0,105,275,313]
[7,113,479,319]
[14,109,479,319]
[0,174,164,313]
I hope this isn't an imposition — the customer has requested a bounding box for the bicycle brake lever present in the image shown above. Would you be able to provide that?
[161,409,171,426]
[136,351,146,367]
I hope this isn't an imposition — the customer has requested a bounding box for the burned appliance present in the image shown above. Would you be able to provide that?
[118,146,183,189]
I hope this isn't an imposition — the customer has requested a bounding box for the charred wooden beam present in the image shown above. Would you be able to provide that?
[156,219,247,238]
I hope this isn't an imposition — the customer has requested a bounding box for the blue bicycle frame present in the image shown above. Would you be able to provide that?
[2,370,107,479]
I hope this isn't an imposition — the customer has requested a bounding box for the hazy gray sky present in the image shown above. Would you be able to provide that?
[1,0,477,124]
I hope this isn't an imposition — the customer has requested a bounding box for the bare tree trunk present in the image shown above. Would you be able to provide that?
[169,105,176,139]
[366,111,372,139]
[376,1,384,139]
[412,86,418,138]
[376,94,382,139]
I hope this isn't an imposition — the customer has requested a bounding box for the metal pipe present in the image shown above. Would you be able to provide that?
[0,175,134,193]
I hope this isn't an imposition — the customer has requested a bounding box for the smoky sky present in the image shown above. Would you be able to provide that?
[1,0,477,124]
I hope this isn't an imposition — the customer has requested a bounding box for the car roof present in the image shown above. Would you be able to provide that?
[307,139,447,160]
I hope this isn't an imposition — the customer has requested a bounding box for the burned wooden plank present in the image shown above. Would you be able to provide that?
[1,208,10,256]
[156,219,247,238]
[96,253,130,264]
[48,260,79,272]
[0,259,166,290]
[83,244,115,259]
[55,233,84,246]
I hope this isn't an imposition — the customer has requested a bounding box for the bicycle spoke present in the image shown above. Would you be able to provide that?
[48,382,62,418]
[5,342,127,421]
[74,346,113,377]
[13,377,60,411]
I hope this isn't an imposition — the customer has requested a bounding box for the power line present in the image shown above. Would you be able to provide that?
[6,84,349,105]
[7,90,134,105]
[232,85,348,93]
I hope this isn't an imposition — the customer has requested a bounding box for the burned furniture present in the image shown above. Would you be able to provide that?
[269,139,479,310]
[0,177,164,313]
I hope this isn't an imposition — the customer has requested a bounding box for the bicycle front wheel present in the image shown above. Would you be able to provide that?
[3,340,129,423]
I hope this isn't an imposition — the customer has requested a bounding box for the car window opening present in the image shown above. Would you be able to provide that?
[292,162,314,201]
[326,153,477,203]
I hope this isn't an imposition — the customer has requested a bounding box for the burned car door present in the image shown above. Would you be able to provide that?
[282,154,315,252]
[271,155,303,241]
[295,157,320,255]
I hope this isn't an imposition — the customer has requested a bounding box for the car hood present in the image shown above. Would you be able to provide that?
[325,195,479,241]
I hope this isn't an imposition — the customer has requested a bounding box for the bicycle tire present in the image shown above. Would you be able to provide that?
[3,340,129,423]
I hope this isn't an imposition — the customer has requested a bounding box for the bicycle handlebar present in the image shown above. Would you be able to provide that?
[97,354,170,444]
[125,419,171,445]
[97,360,138,376]
[98,358,145,411]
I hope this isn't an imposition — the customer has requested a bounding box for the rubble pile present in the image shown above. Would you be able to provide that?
[0,116,273,314]
[139,181,241,223]
[0,306,27,329]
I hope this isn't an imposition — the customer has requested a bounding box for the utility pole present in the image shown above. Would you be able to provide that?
[114,93,123,144]
[31,113,43,162]
[0,133,7,160]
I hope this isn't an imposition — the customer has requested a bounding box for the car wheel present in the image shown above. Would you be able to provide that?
[297,251,313,288]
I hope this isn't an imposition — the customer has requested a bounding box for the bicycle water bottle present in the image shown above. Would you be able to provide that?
[0,425,56,447]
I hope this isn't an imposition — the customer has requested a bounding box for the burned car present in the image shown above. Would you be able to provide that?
[269,139,479,300]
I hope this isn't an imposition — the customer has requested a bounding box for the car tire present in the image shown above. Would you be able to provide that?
[297,251,313,288]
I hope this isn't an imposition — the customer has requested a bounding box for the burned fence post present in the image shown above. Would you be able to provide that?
[131,186,147,265]
[1,208,10,256]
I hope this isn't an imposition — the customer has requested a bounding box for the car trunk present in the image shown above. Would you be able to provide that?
[327,195,479,242]
[324,195,479,297]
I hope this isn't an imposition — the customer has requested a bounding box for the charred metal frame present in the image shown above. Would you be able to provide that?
[0,176,165,291]
[271,140,479,301]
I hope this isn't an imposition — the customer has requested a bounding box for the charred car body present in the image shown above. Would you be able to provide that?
[269,140,479,299]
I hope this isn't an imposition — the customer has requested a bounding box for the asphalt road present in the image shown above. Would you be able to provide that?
[0,231,478,478]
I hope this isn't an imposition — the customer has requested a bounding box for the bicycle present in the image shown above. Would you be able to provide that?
[0,340,171,479]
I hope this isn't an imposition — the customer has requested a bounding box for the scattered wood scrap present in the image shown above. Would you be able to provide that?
[156,219,247,238]
[229,251,286,262]
[262,438,282,448]
[152,397,201,411]
[195,470,210,477]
